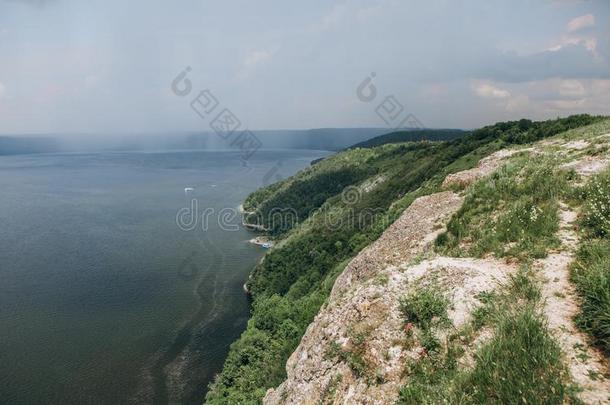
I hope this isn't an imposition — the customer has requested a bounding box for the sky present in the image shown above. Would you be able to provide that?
[0,0,609,134]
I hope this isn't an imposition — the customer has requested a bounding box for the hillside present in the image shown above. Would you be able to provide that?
[205,115,610,404]
[347,129,467,149]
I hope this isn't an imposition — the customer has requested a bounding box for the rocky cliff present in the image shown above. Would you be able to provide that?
[265,126,610,404]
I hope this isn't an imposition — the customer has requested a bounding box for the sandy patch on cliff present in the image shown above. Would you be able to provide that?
[562,140,590,150]
[561,156,610,178]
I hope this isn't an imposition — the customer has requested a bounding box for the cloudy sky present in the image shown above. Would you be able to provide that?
[0,0,609,134]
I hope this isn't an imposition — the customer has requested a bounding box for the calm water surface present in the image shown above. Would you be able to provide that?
[0,149,328,404]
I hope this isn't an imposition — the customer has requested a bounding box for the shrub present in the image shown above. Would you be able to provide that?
[582,172,610,237]
[400,284,450,330]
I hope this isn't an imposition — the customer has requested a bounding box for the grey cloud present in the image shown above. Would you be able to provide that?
[479,43,610,83]
[1,0,609,133]
[4,0,57,7]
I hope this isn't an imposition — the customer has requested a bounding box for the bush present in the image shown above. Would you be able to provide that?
[582,172,610,237]
[400,285,450,330]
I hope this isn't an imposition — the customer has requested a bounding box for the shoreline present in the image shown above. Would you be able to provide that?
[248,236,273,247]
[244,227,273,294]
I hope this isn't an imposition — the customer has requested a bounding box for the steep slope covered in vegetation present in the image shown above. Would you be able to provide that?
[347,128,467,149]
[205,115,607,404]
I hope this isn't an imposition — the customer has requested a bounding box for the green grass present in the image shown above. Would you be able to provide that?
[436,156,571,260]
[206,116,605,403]
[399,309,574,404]
[571,239,610,354]
[398,345,464,404]
[398,268,577,405]
[508,265,542,302]
[400,282,451,354]
[400,284,450,331]
[571,168,610,354]
[463,306,573,404]
[326,341,368,378]
[325,321,380,382]
[551,117,610,143]
[399,122,610,403]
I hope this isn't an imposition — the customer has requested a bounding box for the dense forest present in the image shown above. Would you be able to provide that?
[348,128,467,149]
[205,114,606,404]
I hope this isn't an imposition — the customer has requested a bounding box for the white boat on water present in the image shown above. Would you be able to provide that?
[184,187,195,194]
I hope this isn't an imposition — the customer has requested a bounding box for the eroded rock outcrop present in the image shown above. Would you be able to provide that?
[264,190,516,404]
[442,148,530,189]
[264,254,515,404]
[331,191,462,299]
[263,129,610,405]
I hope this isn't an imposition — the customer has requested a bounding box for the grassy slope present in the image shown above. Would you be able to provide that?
[398,268,577,404]
[435,154,570,260]
[348,129,467,149]
[399,118,610,403]
[406,152,580,404]
[204,114,605,404]
[572,167,610,354]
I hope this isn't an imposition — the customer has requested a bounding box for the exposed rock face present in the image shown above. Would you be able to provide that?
[263,254,515,404]
[331,191,463,299]
[562,140,590,150]
[263,191,514,405]
[442,148,529,189]
[560,155,610,177]
[263,130,610,405]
